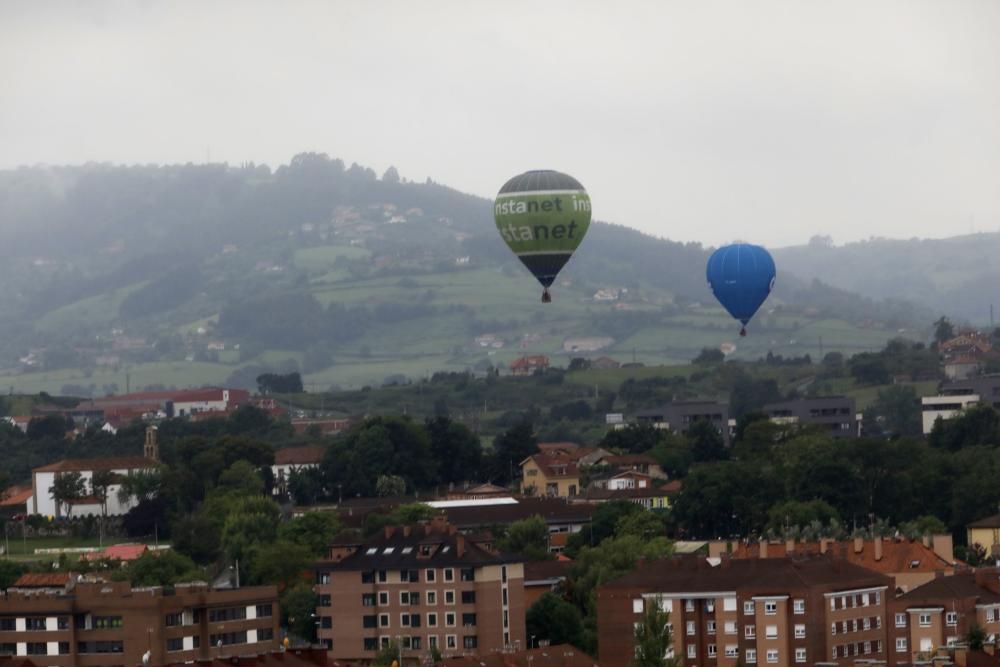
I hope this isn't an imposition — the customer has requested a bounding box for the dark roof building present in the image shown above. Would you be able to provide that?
[762,396,860,438]
[635,401,731,446]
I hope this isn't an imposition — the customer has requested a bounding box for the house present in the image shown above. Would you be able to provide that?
[581,479,681,512]
[941,332,993,379]
[271,445,326,496]
[761,396,861,438]
[0,485,32,515]
[28,426,161,518]
[523,560,573,608]
[922,375,1000,433]
[707,535,957,593]
[635,400,733,446]
[597,554,893,667]
[510,355,550,377]
[0,577,278,665]
[968,514,1000,557]
[313,518,526,660]
[921,394,982,435]
[591,356,620,370]
[562,337,614,353]
[79,387,250,421]
[592,453,667,479]
[537,442,610,467]
[444,483,510,500]
[887,569,1000,664]
[3,416,32,433]
[521,453,581,498]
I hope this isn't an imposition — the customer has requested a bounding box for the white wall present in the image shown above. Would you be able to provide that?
[33,467,149,517]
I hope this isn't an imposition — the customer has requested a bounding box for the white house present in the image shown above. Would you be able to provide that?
[29,426,160,518]
[272,445,325,496]
[921,394,981,435]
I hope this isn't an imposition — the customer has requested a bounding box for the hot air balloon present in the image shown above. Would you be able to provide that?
[494,170,591,302]
[706,243,776,337]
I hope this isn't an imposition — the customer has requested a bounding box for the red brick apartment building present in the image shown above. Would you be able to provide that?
[597,555,892,667]
[314,521,526,662]
[0,577,278,666]
[888,569,1000,666]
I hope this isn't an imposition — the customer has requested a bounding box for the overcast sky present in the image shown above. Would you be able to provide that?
[1,0,998,247]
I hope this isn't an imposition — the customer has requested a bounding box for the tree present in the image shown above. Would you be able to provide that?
[27,414,72,440]
[90,469,116,522]
[869,385,921,437]
[0,560,26,590]
[489,421,537,485]
[279,511,342,556]
[382,166,400,184]
[966,622,986,651]
[766,500,840,535]
[288,466,325,505]
[373,640,401,667]
[171,513,222,564]
[425,417,482,485]
[898,515,948,539]
[616,510,667,540]
[375,474,406,497]
[692,347,724,364]
[250,540,313,588]
[602,423,665,454]
[49,471,86,518]
[934,316,955,346]
[283,583,319,643]
[116,469,162,507]
[218,460,265,496]
[256,372,304,394]
[220,496,282,571]
[688,420,727,462]
[632,597,677,667]
[526,593,584,647]
[498,515,550,561]
[125,550,204,586]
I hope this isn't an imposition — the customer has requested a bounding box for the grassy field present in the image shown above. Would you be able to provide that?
[1,534,160,563]
[36,281,148,333]
[294,244,371,272]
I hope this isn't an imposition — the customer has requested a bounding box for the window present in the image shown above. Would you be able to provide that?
[462,591,476,604]
[447,635,457,650]
[765,625,777,639]
[363,593,376,607]
[378,570,387,583]
[365,638,379,651]
[793,599,805,614]
[256,604,272,618]
[379,592,389,605]
[363,615,377,629]
[633,599,644,614]
[426,569,436,583]
[746,649,756,664]
[26,617,46,631]
[26,643,47,655]
[708,644,717,658]
[764,601,777,615]
[723,597,737,612]
[503,588,509,606]
[989,609,997,623]
[319,594,331,607]
[462,613,477,627]
[259,628,275,642]
[864,641,871,654]
[724,621,736,634]
[401,591,411,605]
[0,619,13,631]
[379,614,390,628]
[766,650,778,664]
[429,636,438,650]
[444,568,454,582]
[445,590,455,605]
[412,637,423,650]
[410,614,421,628]
[946,612,958,626]
[502,565,508,583]
[686,599,695,612]
[895,613,906,627]
[895,638,907,652]
[706,600,715,613]
[428,591,437,605]
[863,617,871,630]
[831,622,837,635]
[795,648,806,663]
[745,625,756,639]
[707,620,716,635]
[209,632,248,647]
[460,568,475,581]
[428,613,438,627]
[744,600,755,615]
[919,613,932,627]
[446,612,456,627]
[167,637,184,652]
[403,569,420,583]
[58,641,69,655]
[165,613,182,627]
[208,608,245,623]
[464,636,478,649]
[725,646,739,658]
[687,645,696,659]
[402,613,411,627]
[93,615,124,629]
[319,572,331,584]
[794,624,805,638]
[686,621,696,636]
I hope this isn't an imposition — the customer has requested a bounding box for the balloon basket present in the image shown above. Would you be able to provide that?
[739,327,747,337]
[541,289,552,303]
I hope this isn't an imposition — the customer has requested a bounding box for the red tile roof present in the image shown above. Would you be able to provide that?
[12,572,72,588]
[526,453,580,479]
[0,485,33,507]
[727,538,953,575]
[275,446,326,466]
[83,543,149,561]
[34,456,157,473]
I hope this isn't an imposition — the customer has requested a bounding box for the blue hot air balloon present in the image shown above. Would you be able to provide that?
[706,243,776,337]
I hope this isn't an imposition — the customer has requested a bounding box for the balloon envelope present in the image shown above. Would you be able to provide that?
[706,243,776,327]
[494,170,591,297]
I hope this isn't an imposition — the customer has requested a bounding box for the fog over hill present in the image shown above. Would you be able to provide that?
[0,154,945,392]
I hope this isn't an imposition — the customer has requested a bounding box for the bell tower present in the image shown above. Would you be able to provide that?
[144,425,159,462]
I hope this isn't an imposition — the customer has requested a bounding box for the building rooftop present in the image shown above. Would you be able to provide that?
[82,543,149,562]
[0,485,33,507]
[897,571,1000,606]
[718,537,954,575]
[34,456,158,473]
[443,497,596,529]
[274,445,326,466]
[10,572,74,589]
[969,513,1000,529]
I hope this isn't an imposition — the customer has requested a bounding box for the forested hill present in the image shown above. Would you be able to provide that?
[0,154,933,393]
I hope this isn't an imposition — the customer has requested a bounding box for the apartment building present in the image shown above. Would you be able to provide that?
[761,397,860,438]
[314,519,526,662]
[0,577,278,666]
[634,401,732,446]
[597,555,892,667]
[887,569,1000,666]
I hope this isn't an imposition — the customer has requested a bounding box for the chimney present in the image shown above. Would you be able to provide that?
[785,538,795,555]
[759,539,768,559]
[923,535,932,548]
[456,535,466,558]
[144,425,159,462]
[403,526,411,537]
[384,526,395,539]
[820,538,830,554]
[854,536,864,554]
[931,534,955,564]
[875,535,883,561]
[954,646,968,667]
[708,541,726,559]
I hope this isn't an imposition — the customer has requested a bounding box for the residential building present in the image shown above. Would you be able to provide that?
[635,401,732,446]
[164,646,329,666]
[921,375,1000,434]
[523,560,572,608]
[967,515,1000,558]
[591,454,667,479]
[597,554,892,667]
[313,519,526,661]
[887,569,1000,665]
[761,397,860,438]
[520,454,581,498]
[441,644,599,667]
[536,443,610,467]
[76,388,250,420]
[708,536,956,593]
[437,498,595,553]
[581,480,682,512]
[0,577,279,666]
[921,395,982,435]
[272,446,326,497]
[509,356,550,377]
[444,483,510,501]
[940,332,993,380]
